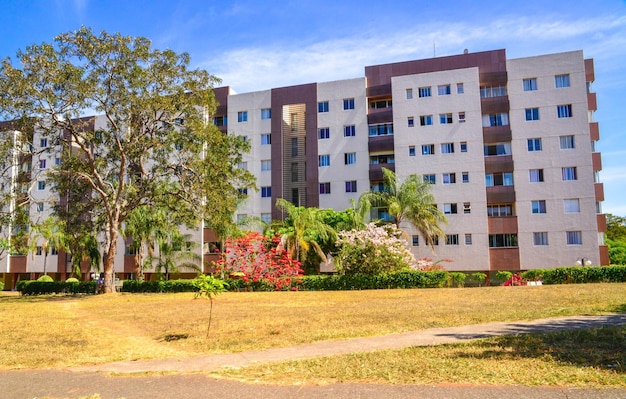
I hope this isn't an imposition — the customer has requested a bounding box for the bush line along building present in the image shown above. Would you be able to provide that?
[0,48,608,285]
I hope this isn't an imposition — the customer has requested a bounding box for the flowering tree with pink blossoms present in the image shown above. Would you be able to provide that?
[336,223,416,275]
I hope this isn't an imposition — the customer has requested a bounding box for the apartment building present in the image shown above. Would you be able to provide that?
[222,49,608,271]
[0,48,608,286]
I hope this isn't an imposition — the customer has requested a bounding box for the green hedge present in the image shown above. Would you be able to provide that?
[121,279,198,293]
[522,266,626,284]
[17,281,97,295]
[299,270,448,291]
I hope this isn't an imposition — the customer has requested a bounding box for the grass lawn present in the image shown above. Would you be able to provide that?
[0,283,624,387]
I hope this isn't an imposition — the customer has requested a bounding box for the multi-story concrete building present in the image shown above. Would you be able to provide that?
[0,48,609,287]
[219,48,608,271]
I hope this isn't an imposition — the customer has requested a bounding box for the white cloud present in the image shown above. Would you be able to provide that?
[199,14,626,92]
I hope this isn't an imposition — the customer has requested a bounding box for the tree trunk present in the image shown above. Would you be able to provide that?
[103,226,119,293]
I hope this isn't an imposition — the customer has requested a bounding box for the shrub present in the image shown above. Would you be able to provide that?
[0,281,4,291]
[448,272,467,287]
[37,275,54,282]
[17,280,96,295]
[495,271,512,284]
[299,270,448,291]
[65,277,80,283]
[470,272,487,286]
[336,223,415,275]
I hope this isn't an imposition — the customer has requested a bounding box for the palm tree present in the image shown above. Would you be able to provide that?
[31,215,67,275]
[150,230,201,280]
[122,206,167,281]
[275,198,337,266]
[361,168,447,249]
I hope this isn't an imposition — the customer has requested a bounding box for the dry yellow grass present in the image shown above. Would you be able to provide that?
[0,283,624,370]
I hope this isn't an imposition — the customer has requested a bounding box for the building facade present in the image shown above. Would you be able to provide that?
[0,48,609,287]
[221,49,608,271]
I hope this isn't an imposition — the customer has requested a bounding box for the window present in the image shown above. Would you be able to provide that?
[37,202,44,212]
[318,101,329,113]
[423,174,436,184]
[237,161,248,170]
[236,214,247,224]
[446,234,459,245]
[483,113,509,127]
[237,111,248,122]
[439,113,453,124]
[489,234,518,248]
[345,180,357,193]
[412,235,419,246]
[261,134,271,145]
[409,146,416,156]
[241,136,248,143]
[441,143,454,154]
[442,173,456,184]
[318,128,330,140]
[444,203,458,214]
[438,84,451,95]
[534,232,549,246]
[555,74,570,88]
[465,234,472,245]
[55,157,61,165]
[418,87,431,97]
[422,144,435,155]
[463,202,471,214]
[238,188,248,195]
[343,125,356,137]
[174,117,184,126]
[319,182,331,194]
[343,98,355,110]
[458,112,466,123]
[460,142,468,152]
[566,231,582,245]
[370,154,395,164]
[40,138,48,148]
[532,200,547,214]
[318,154,330,167]
[261,213,272,224]
[557,104,573,118]
[486,172,513,187]
[462,172,469,183]
[523,78,537,91]
[406,89,413,99]
[38,181,45,190]
[291,137,298,156]
[418,115,432,126]
[368,123,392,136]
[39,159,46,169]
[484,143,511,156]
[562,167,577,181]
[407,117,414,127]
[213,116,227,126]
[457,83,464,94]
[480,85,507,98]
[487,204,513,217]
[527,138,542,152]
[529,169,544,182]
[525,108,540,121]
[344,152,356,165]
[261,186,272,198]
[564,199,580,213]
[369,99,392,109]
[261,159,271,172]
[560,135,575,149]
[290,113,298,131]
[36,246,43,255]
[261,108,271,119]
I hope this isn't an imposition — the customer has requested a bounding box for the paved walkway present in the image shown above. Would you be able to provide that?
[1,314,625,398]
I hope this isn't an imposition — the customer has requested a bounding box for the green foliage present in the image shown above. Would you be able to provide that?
[193,274,228,299]
[65,277,79,283]
[495,271,512,283]
[470,272,487,286]
[448,272,467,287]
[607,238,626,265]
[520,269,544,281]
[0,281,4,291]
[299,270,449,291]
[121,279,198,293]
[37,275,54,282]
[606,214,626,241]
[17,280,97,295]
[531,266,626,285]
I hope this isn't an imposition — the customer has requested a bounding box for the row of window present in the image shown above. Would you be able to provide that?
[317,98,356,113]
[410,230,581,248]
[523,74,571,92]
[318,152,358,167]
[406,83,465,100]
[319,181,358,194]
[531,198,581,214]
[524,104,573,120]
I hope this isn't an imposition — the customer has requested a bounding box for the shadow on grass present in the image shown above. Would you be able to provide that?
[450,325,625,373]
[0,292,94,303]
[611,303,626,313]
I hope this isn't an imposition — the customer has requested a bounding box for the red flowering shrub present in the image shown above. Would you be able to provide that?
[215,232,303,290]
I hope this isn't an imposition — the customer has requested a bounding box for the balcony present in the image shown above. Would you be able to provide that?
[597,213,607,233]
[589,122,600,141]
[368,135,394,152]
[369,163,395,181]
[480,97,510,114]
[592,152,602,172]
[486,185,516,203]
[595,182,604,202]
[488,216,518,234]
[484,155,514,174]
[587,92,597,111]
[483,125,512,143]
[479,71,508,85]
[585,58,595,83]
[489,247,520,271]
[367,109,393,125]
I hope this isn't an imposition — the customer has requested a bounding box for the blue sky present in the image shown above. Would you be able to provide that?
[1,0,625,215]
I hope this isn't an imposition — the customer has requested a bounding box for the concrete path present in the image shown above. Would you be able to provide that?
[1,314,625,399]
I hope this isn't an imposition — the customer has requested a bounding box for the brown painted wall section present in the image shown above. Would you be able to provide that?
[488,216,518,234]
[489,248,521,271]
[270,83,318,220]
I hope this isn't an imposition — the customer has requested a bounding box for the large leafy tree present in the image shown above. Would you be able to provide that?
[361,168,446,249]
[0,28,253,292]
